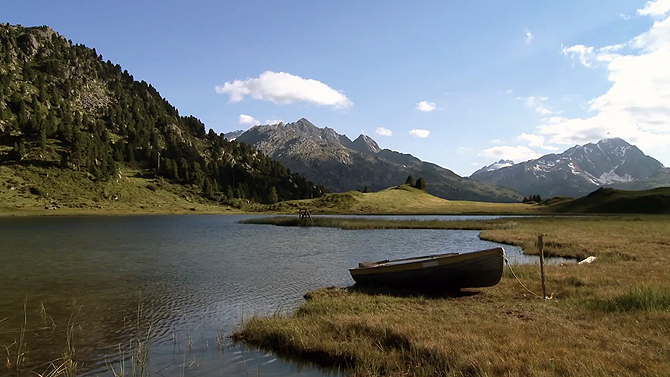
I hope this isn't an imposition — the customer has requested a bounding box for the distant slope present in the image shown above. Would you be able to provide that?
[263,184,537,215]
[551,187,670,214]
[224,130,246,141]
[236,119,524,203]
[470,138,668,198]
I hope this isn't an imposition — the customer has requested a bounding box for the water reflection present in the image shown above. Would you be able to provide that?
[0,214,566,376]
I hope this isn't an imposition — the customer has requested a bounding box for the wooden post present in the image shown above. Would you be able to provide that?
[298,208,312,221]
[539,234,546,299]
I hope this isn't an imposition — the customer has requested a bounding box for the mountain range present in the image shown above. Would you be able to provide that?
[234,119,524,202]
[470,138,669,198]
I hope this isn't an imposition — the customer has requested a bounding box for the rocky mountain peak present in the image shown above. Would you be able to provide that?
[295,117,314,127]
[470,137,666,198]
[234,119,523,202]
[224,130,245,141]
[351,134,381,154]
[289,118,319,136]
[598,137,627,146]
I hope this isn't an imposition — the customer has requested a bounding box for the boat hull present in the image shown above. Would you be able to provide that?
[349,247,504,290]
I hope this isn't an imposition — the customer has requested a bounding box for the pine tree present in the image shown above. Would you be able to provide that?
[405,175,414,186]
[415,177,427,190]
[268,186,279,204]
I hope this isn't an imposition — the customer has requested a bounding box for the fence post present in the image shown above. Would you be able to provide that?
[539,234,546,299]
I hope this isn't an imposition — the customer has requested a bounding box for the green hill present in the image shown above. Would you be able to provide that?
[0,24,325,213]
[263,184,537,214]
[551,187,670,214]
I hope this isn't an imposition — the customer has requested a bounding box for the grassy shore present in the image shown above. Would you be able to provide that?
[0,164,245,216]
[234,215,670,376]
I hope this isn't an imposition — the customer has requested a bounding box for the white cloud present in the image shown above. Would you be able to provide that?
[561,44,596,67]
[490,139,503,144]
[409,129,430,138]
[479,146,542,162]
[265,119,284,125]
[548,0,670,151]
[519,96,557,115]
[517,133,545,146]
[638,0,670,17]
[620,13,632,20]
[238,114,259,125]
[416,101,437,112]
[375,127,393,136]
[458,147,472,154]
[216,71,353,109]
[505,89,514,94]
[525,28,534,44]
[517,133,560,151]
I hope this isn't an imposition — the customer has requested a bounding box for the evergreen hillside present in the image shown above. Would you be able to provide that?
[0,24,325,209]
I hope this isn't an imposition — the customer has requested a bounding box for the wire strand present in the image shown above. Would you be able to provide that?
[503,251,542,298]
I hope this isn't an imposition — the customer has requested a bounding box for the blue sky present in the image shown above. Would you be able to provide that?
[5,0,670,175]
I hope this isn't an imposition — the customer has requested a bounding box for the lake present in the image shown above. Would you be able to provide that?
[0,215,567,376]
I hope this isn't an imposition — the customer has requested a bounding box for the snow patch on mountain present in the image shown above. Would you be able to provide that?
[597,170,634,184]
[489,159,514,171]
[472,160,514,175]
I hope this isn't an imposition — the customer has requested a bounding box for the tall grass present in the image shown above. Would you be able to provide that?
[590,285,670,312]
[0,299,80,377]
[107,293,153,377]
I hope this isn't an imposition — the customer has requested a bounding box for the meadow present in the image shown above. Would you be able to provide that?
[234,215,670,376]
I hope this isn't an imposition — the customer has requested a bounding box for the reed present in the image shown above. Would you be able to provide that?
[591,284,670,312]
[240,216,509,230]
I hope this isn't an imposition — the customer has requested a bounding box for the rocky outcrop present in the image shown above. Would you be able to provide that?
[18,33,38,56]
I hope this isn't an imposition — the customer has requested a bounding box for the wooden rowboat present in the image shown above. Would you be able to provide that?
[349,247,505,290]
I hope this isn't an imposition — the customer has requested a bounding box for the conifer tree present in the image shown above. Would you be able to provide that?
[268,186,279,204]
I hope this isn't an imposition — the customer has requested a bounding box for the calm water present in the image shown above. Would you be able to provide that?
[0,215,567,376]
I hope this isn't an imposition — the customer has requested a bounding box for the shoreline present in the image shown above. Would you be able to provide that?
[0,205,545,218]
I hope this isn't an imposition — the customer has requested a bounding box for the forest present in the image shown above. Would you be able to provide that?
[0,24,326,204]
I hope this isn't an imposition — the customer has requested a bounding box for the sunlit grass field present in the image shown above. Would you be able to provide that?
[0,164,241,216]
[264,184,540,215]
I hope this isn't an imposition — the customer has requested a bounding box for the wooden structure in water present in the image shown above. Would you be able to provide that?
[298,208,312,221]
